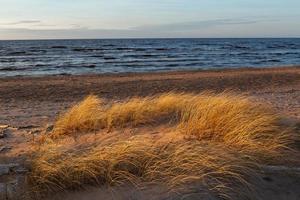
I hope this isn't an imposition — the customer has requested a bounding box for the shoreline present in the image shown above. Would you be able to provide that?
[0,65,299,127]
[1,64,299,80]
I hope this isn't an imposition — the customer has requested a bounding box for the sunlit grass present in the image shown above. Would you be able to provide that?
[28,92,297,199]
[52,95,104,137]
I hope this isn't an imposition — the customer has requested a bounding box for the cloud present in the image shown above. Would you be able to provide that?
[132,18,264,32]
[0,20,89,30]
[0,28,135,39]
[0,20,41,26]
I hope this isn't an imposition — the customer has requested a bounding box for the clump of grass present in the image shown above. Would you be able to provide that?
[178,93,292,157]
[29,134,256,199]
[52,95,104,138]
[29,92,297,199]
[52,93,195,137]
[51,92,292,156]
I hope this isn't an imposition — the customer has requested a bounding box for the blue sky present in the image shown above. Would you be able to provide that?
[0,0,300,39]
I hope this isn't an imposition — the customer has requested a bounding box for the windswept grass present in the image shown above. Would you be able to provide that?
[28,92,297,199]
[53,95,104,137]
[29,135,256,199]
[52,93,196,137]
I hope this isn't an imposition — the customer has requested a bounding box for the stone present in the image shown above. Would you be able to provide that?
[0,130,7,139]
[0,125,9,139]
[18,125,39,130]
[0,125,9,129]
[0,125,12,139]
[0,146,12,153]
[0,164,20,176]
[0,165,10,176]
[14,167,28,174]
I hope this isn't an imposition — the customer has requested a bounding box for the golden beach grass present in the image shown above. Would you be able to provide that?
[28,92,297,199]
[52,95,104,137]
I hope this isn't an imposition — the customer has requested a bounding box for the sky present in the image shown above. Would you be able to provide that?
[0,0,300,40]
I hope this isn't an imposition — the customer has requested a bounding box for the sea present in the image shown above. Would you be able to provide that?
[0,38,299,77]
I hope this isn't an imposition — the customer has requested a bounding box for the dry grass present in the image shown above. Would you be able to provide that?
[52,95,104,137]
[28,92,297,199]
[52,93,196,137]
[29,135,256,199]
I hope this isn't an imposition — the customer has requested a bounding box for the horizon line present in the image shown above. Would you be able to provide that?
[1,36,300,41]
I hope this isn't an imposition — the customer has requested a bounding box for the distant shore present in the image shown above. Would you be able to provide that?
[0,66,299,127]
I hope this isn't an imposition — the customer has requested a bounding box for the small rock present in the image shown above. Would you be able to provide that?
[0,164,20,175]
[0,132,6,139]
[14,167,28,174]
[0,125,9,129]
[0,128,7,139]
[262,176,273,182]
[18,125,40,130]
[0,165,10,175]
[0,125,13,139]
[0,146,11,153]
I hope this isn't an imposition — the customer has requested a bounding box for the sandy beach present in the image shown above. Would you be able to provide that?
[0,66,299,127]
[0,66,300,200]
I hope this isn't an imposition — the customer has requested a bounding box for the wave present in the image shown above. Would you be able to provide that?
[83,64,97,68]
[220,45,251,50]
[267,45,288,49]
[90,55,104,58]
[35,64,47,67]
[104,56,117,60]
[51,46,68,49]
[104,58,202,64]
[133,48,147,52]
[266,59,281,63]
[73,48,104,52]
[0,67,30,71]
[29,49,47,53]
[6,51,28,56]
[165,64,180,67]
[116,47,132,50]
[102,44,116,47]
[155,48,169,51]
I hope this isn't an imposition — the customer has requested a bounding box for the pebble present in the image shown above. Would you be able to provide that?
[0,125,11,139]
[0,165,10,176]
[0,146,12,153]
[0,164,21,176]
[0,129,7,139]
[0,132,6,139]
[0,125,9,129]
